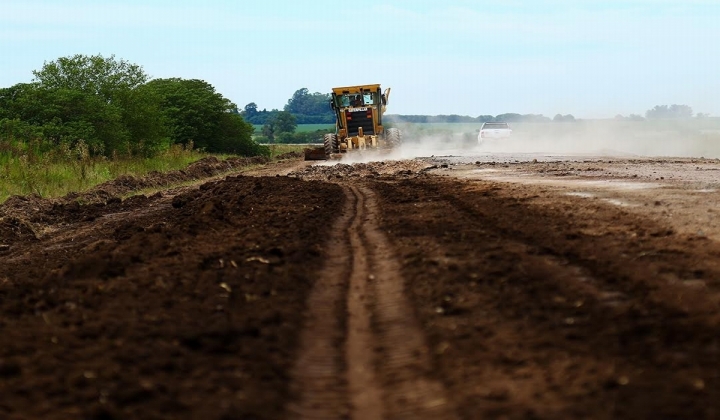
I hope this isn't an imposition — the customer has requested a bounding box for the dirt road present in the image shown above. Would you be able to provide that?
[1,154,720,419]
[289,183,453,419]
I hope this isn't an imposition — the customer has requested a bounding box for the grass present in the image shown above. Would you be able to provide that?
[0,142,210,204]
[0,138,312,204]
[266,144,309,158]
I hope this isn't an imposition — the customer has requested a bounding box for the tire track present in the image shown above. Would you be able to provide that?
[288,184,455,419]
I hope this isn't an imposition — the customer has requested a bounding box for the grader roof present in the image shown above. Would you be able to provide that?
[332,84,381,95]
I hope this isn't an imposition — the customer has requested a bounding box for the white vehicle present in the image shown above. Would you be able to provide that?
[477,122,512,145]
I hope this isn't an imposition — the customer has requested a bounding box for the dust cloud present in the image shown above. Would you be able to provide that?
[488,119,720,158]
[323,119,720,164]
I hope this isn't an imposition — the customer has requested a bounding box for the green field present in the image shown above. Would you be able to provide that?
[0,143,214,203]
[253,124,334,134]
[296,124,334,133]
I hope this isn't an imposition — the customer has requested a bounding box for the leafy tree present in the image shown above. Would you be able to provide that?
[241,106,279,125]
[261,111,297,142]
[616,114,645,121]
[28,54,167,155]
[495,113,524,122]
[32,54,147,99]
[553,114,576,122]
[121,86,172,155]
[0,84,40,124]
[0,81,128,154]
[145,78,261,155]
[144,78,226,150]
[216,111,266,155]
[284,88,334,123]
[43,87,125,153]
[0,117,44,145]
[646,104,694,119]
[0,83,34,120]
[284,88,326,115]
[261,122,275,141]
[243,102,259,119]
[274,111,297,134]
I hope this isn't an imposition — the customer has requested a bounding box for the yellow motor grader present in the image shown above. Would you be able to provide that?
[304,84,401,160]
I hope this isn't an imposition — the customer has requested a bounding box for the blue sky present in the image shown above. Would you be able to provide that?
[2,0,719,118]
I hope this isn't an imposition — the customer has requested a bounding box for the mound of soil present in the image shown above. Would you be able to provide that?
[0,173,343,420]
[0,156,269,238]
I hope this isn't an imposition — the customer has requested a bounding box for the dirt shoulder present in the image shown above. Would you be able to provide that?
[372,171,720,419]
[438,156,720,241]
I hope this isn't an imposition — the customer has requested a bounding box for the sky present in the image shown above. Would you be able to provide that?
[2,0,720,119]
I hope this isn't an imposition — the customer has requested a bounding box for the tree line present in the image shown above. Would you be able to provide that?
[241,88,335,126]
[389,104,707,125]
[5,55,705,154]
[615,105,711,121]
[385,113,561,124]
[240,88,337,144]
[0,54,266,157]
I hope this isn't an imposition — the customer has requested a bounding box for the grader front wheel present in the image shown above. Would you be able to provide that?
[324,133,339,155]
[385,127,402,147]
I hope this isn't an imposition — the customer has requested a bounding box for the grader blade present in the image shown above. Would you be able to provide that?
[304,147,328,161]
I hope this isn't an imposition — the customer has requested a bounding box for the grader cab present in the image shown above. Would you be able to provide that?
[304,84,401,160]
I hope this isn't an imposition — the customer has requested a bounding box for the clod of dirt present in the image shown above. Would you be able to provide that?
[0,359,22,378]
[0,216,38,243]
[289,160,434,181]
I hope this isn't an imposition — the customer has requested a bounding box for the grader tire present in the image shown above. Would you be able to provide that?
[386,127,402,147]
[324,133,339,155]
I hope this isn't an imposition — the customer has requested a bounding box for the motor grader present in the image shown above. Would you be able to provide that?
[304,84,402,160]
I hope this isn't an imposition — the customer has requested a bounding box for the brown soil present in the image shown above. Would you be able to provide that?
[1,155,720,419]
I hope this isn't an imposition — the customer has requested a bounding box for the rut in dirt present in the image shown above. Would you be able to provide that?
[288,183,455,420]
